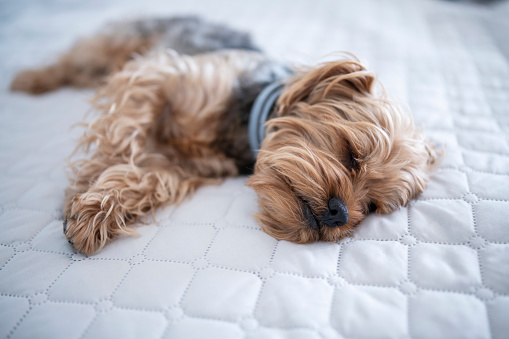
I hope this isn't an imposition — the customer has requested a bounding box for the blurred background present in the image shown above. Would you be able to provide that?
[2,0,508,97]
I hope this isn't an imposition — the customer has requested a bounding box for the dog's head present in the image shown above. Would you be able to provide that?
[247,56,437,243]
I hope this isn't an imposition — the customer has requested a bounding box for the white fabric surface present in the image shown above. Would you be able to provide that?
[1,0,509,338]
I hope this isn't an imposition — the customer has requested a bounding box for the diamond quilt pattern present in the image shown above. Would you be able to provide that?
[1,0,508,338]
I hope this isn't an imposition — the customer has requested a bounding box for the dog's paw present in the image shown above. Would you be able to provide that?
[63,214,105,255]
[10,69,59,94]
[63,192,137,255]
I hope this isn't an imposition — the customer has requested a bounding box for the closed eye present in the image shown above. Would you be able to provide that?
[347,148,358,170]
[300,197,319,230]
[343,139,359,171]
[368,202,377,213]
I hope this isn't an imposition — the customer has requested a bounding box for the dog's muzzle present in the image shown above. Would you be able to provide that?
[304,196,349,230]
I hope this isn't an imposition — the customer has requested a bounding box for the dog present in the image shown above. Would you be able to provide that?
[11,16,438,255]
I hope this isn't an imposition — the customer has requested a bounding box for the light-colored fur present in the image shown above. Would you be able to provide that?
[63,50,436,254]
[249,59,437,243]
[11,17,437,255]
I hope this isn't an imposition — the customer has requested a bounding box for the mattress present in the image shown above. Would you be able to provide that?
[1,0,508,338]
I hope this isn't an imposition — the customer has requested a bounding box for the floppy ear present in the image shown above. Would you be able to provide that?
[366,133,439,215]
[277,57,376,114]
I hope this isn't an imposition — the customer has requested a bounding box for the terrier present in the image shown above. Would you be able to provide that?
[11,17,438,255]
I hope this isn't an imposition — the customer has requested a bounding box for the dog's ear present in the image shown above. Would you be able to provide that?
[277,58,376,114]
[365,134,439,215]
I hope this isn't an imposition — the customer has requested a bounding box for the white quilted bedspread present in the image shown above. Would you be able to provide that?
[1,0,508,338]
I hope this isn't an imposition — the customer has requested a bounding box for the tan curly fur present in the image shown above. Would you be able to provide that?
[64,50,271,254]
[249,59,437,243]
[60,49,437,254]
[12,18,437,255]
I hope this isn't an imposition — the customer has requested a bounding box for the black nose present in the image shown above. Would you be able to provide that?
[322,196,349,227]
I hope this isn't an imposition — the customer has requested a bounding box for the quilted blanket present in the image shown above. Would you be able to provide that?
[1,0,508,338]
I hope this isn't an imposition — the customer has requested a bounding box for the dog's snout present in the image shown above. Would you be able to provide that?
[322,196,349,227]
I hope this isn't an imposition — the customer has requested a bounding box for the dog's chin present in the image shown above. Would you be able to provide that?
[318,223,356,242]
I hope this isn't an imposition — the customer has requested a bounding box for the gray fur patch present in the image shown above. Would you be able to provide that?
[107,16,260,55]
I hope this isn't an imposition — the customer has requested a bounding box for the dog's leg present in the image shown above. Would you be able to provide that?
[63,63,167,253]
[64,160,225,255]
[65,149,237,255]
[10,32,156,94]
[63,52,240,254]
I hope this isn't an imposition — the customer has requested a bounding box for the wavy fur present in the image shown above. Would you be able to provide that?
[12,17,438,254]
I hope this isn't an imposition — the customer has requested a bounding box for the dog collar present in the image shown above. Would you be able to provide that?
[248,82,284,158]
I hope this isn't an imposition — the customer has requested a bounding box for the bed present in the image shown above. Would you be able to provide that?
[1,0,508,338]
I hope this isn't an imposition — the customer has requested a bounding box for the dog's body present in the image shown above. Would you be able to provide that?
[12,17,437,255]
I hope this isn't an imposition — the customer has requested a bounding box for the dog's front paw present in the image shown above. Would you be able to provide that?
[63,214,105,255]
[63,192,137,255]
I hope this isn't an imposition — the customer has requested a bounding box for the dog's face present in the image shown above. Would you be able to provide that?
[247,59,437,243]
